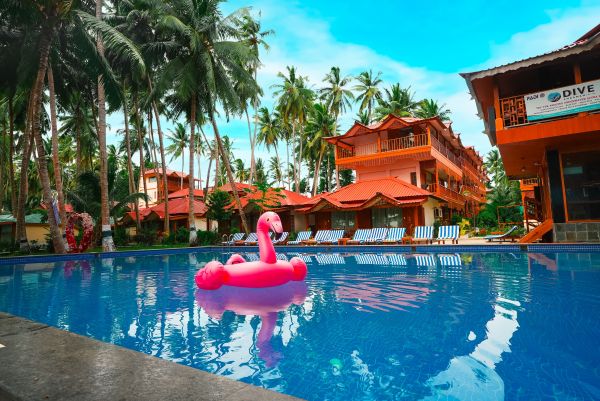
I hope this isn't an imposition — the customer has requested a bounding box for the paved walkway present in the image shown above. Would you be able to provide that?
[0,312,301,401]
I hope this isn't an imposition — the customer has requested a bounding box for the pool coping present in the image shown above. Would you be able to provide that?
[1,243,600,265]
[0,312,302,401]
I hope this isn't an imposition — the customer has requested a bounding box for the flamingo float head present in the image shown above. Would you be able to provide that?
[257,211,283,235]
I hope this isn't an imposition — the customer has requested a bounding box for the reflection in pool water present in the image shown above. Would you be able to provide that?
[1,251,599,400]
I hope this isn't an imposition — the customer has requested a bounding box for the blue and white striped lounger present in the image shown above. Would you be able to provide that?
[381,227,406,243]
[222,232,245,245]
[438,253,462,267]
[288,231,312,245]
[276,253,289,261]
[412,226,434,244]
[347,229,371,244]
[437,225,460,244]
[243,232,258,245]
[367,227,388,243]
[273,232,289,245]
[311,230,331,244]
[319,230,344,244]
[245,253,260,262]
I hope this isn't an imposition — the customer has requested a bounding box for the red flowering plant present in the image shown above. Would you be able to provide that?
[66,213,94,253]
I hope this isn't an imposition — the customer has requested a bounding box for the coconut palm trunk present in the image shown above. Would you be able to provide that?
[245,109,255,183]
[16,90,35,250]
[134,95,148,207]
[200,129,213,198]
[30,28,65,254]
[47,65,68,250]
[8,99,16,213]
[123,92,140,230]
[312,148,325,196]
[147,77,169,235]
[210,112,249,234]
[188,95,197,245]
[96,0,116,252]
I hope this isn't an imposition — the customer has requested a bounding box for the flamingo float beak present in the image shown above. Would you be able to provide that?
[270,221,283,235]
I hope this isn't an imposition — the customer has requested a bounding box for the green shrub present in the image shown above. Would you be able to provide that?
[175,227,189,243]
[135,228,157,246]
[197,230,218,245]
[114,227,129,246]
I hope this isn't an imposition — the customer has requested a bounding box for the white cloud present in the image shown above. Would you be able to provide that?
[107,0,600,173]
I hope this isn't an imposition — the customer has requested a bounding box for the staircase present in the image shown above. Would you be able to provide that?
[519,219,553,243]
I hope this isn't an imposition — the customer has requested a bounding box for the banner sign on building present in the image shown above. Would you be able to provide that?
[524,79,600,121]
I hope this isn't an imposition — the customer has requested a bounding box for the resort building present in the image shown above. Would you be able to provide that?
[308,114,487,234]
[461,23,600,242]
[139,168,201,207]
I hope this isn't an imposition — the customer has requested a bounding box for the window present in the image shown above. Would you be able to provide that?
[148,177,157,184]
[331,211,355,229]
[372,207,403,228]
[562,151,600,220]
[410,172,417,186]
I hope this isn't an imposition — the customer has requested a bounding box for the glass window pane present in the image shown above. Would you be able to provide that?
[332,211,355,229]
[371,208,403,227]
[562,151,600,221]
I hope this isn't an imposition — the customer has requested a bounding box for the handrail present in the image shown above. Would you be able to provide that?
[336,133,428,159]
[430,135,461,167]
[423,183,465,203]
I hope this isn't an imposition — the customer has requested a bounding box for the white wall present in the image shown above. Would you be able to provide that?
[423,198,442,226]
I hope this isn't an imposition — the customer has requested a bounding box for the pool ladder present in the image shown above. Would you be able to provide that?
[222,234,235,262]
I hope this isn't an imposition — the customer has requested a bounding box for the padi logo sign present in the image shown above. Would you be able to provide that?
[524,79,600,121]
[547,92,561,102]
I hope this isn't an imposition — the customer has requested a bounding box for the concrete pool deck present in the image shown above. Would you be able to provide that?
[0,312,302,401]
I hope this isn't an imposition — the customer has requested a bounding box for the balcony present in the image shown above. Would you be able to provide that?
[336,133,463,174]
[500,95,528,128]
[422,183,465,205]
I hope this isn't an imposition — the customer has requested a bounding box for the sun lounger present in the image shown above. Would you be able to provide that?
[222,232,245,245]
[304,230,330,245]
[436,225,460,244]
[380,227,406,243]
[347,229,371,245]
[245,253,260,261]
[273,231,289,245]
[413,253,436,267]
[386,253,407,266]
[320,229,345,244]
[243,232,258,245]
[484,226,519,242]
[366,227,388,244]
[288,231,312,245]
[411,226,434,244]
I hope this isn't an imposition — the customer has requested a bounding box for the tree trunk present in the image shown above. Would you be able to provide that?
[200,128,213,199]
[122,91,140,231]
[47,64,68,250]
[275,144,282,187]
[8,99,16,213]
[134,94,148,207]
[188,95,197,245]
[214,144,220,188]
[210,112,249,234]
[312,148,324,196]
[291,122,299,192]
[146,77,169,235]
[286,138,290,190]
[245,109,255,183]
[16,95,34,250]
[76,104,82,175]
[31,27,65,254]
[96,0,116,252]
[297,125,304,193]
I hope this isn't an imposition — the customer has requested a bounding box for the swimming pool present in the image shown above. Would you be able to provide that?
[1,250,599,400]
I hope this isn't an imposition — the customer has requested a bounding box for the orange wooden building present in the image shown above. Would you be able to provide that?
[319,114,487,233]
[461,24,600,242]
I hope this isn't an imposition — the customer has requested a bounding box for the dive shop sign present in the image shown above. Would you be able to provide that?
[524,79,600,121]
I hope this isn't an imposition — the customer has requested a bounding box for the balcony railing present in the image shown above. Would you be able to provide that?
[337,133,428,159]
[522,178,540,186]
[500,95,528,128]
[430,135,461,166]
[423,183,464,204]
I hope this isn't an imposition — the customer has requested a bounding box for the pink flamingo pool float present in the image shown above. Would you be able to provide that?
[195,212,307,290]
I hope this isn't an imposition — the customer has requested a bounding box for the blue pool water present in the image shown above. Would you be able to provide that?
[1,250,600,400]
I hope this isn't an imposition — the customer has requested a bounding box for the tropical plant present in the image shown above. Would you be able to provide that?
[374,84,417,120]
[354,70,382,124]
[415,98,451,120]
[166,122,189,189]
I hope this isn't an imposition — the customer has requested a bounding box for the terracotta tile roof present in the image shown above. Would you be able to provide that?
[298,177,430,213]
[227,186,312,211]
[216,182,254,193]
[168,188,204,199]
[125,197,208,222]
[144,168,189,178]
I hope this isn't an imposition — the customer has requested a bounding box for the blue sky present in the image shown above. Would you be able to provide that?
[108,0,600,175]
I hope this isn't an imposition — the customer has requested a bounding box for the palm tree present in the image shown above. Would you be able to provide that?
[158,0,259,235]
[415,98,451,120]
[320,66,353,188]
[166,122,189,189]
[306,103,336,195]
[268,156,283,187]
[234,159,248,183]
[374,84,418,121]
[237,12,273,184]
[272,66,314,193]
[485,149,506,188]
[257,107,283,186]
[354,69,382,124]
[356,110,370,125]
